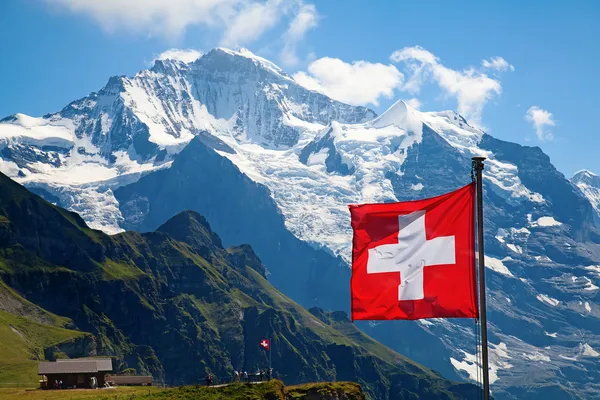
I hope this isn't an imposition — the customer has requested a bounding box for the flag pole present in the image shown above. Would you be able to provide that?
[472,156,490,400]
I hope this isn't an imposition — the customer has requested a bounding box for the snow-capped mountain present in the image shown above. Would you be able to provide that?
[572,169,600,225]
[0,48,373,233]
[2,48,600,399]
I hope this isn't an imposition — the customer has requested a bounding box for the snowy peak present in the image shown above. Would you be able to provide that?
[151,58,191,75]
[0,46,377,188]
[370,100,423,134]
[193,47,293,83]
[212,47,290,78]
[573,169,600,187]
[572,169,600,220]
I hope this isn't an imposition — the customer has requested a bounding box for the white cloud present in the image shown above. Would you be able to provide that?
[46,0,316,51]
[482,57,515,72]
[390,46,512,125]
[155,48,203,63]
[526,106,555,141]
[46,0,234,39]
[220,0,287,47]
[293,58,403,107]
[280,3,318,66]
[405,98,422,110]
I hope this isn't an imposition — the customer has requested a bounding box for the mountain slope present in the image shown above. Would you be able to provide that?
[572,169,600,225]
[1,48,600,398]
[114,135,350,312]
[0,172,478,399]
[0,309,92,386]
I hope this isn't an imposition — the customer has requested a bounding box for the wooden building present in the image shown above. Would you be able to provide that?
[38,358,112,389]
[109,375,153,386]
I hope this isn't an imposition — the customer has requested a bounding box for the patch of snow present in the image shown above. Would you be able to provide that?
[585,302,592,312]
[0,114,75,148]
[506,244,523,254]
[523,352,550,362]
[495,227,529,253]
[306,148,329,166]
[485,256,514,277]
[545,331,558,338]
[495,231,506,243]
[584,277,599,291]
[410,183,424,191]
[536,294,560,307]
[484,159,545,205]
[559,355,578,361]
[450,342,513,385]
[530,216,562,227]
[581,344,600,357]
[585,265,600,277]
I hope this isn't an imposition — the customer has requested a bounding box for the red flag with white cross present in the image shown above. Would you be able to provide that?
[259,338,270,351]
[349,183,478,320]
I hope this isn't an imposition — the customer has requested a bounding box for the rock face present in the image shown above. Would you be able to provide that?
[2,48,600,398]
[44,335,97,361]
[0,172,478,400]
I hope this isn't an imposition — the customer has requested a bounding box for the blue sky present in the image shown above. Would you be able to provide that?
[1,0,598,176]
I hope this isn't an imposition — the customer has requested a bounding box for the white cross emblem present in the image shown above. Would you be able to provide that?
[260,340,269,348]
[367,210,456,301]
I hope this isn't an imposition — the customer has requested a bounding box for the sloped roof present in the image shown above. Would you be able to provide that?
[57,358,112,371]
[38,360,98,375]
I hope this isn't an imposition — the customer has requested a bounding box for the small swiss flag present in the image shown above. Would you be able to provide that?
[349,183,478,321]
[259,338,270,351]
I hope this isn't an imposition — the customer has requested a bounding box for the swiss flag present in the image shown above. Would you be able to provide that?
[259,338,270,351]
[349,183,478,320]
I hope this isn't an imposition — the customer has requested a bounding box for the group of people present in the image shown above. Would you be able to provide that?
[51,376,98,390]
[233,368,272,383]
[205,368,274,387]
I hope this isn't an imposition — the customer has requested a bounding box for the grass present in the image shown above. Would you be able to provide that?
[141,381,286,400]
[0,382,286,400]
[0,386,162,400]
[287,382,364,400]
[0,381,367,400]
[102,259,145,281]
[0,280,73,328]
[0,310,89,386]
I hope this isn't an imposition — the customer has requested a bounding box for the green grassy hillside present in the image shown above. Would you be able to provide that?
[0,309,89,385]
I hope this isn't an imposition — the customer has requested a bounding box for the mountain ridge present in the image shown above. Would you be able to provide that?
[572,169,600,226]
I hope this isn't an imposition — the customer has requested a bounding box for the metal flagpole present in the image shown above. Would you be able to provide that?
[269,337,272,376]
[472,156,490,400]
